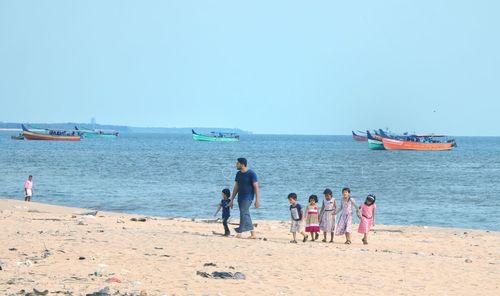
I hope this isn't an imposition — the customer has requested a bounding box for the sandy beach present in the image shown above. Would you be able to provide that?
[0,199,498,296]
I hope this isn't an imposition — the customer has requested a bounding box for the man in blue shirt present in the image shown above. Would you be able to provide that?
[228,158,260,239]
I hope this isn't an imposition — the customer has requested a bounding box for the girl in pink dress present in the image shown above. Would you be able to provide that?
[358,194,376,245]
[304,195,320,241]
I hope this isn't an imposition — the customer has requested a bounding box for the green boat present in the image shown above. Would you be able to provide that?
[75,126,118,139]
[368,139,385,150]
[192,129,239,142]
[82,133,118,139]
[367,131,385,150]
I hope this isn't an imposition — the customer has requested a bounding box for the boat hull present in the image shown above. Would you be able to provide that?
[368,139,385,150]
[23,131,81,141]
[352,131,367,141]
[382,138,453,151]
[192,134,239,142]
[82,133,117,139]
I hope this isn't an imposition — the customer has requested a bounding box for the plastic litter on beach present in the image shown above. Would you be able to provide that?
[16,259,33,267]
[106,276,122,283]
[41,249,53,258]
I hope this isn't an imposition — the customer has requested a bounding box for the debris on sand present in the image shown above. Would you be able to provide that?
[197,271,246,280]
[130,218,147,222]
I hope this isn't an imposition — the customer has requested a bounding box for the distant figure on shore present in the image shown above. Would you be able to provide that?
[358,194,377,245]
[228,158,260,239]
[24,175,33,202]
[335,187,359,245]
[214,188,231,236]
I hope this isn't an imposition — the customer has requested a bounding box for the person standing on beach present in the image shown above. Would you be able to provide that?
[228,158,260,239]
[335,187,358,244]
[319,188,336,243]
[358,194,377,245]
[214,188,232,236]
[24,175,33,202]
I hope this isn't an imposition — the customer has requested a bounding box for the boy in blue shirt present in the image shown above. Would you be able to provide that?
[288,193,308,243]
[214,188,231,236]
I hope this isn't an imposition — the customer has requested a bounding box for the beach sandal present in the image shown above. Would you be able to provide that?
[362,238,368,245]
[302,235,308,242]
[329,240,334,243]
[345,240,351,245]
[322,238,327,242]
[290,240,298,244]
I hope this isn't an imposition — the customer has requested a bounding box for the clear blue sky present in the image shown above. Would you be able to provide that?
[0,1,498,135]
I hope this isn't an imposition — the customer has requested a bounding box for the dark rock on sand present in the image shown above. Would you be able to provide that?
[130,218,147,222]
[86,286,110,296]
[197,271,246,280]
[204,262,217,267]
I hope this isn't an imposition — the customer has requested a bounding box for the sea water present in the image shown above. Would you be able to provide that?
[1,133,499,231]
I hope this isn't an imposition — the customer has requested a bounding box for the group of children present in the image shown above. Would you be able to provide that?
[214,186,377,245]
[288,187,376,245]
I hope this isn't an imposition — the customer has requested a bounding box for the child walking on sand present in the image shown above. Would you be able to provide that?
[304,195,320,242]
[288,193,307,243]
[335,187,358,244]
[319,188,336,243]
[214,188,231,236]
[358,194,376,245]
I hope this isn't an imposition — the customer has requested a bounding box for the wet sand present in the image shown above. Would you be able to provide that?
[0,199,499,295]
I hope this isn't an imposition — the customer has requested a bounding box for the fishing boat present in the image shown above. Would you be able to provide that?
[382,137,456,151]
[366,130,385,150]
[192,129,239,142]
[21,125,80,141]
[75,126,118,139]
[352,130,368,141]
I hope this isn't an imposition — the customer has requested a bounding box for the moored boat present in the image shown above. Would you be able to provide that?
[21,125,81,141]
[352,130,368,141]
[192,129,239,142]
[366,131,385,150]
[75,126,118,139]
[382,138,455,151]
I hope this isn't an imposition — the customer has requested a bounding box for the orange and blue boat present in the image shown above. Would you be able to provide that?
[377,129,456,151]
[21,125,81,141]
[382,138,455,151]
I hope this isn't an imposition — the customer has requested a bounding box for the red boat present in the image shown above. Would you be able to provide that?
[352,131,368,141]
[382,138,454,151]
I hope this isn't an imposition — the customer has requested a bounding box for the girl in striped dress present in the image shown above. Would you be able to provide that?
[335,187,358,244]
[304,195,320,241]
[358,194,376,245]
[319,188,336,243]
